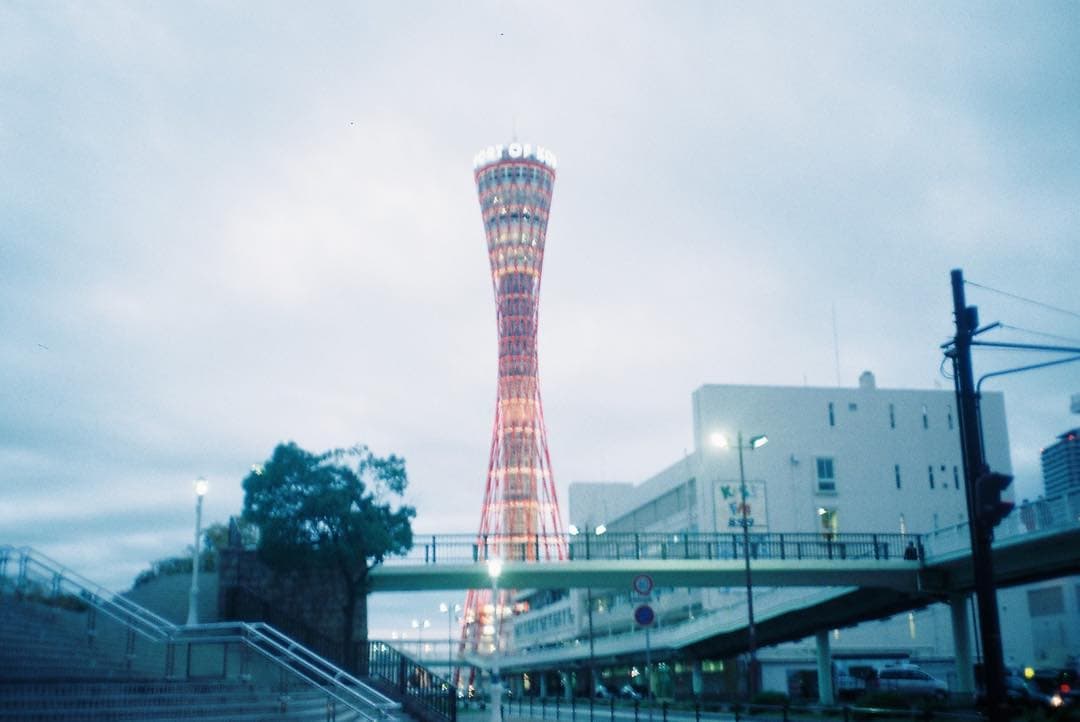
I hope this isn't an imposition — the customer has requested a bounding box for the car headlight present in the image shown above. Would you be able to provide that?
[1050,694,1063,708]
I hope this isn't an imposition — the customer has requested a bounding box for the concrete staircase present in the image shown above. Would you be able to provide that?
[0,679,369,720]
[0,547,403,721]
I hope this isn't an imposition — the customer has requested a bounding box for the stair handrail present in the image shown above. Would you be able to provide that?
[1,545,177,642]
[1,545,400,721]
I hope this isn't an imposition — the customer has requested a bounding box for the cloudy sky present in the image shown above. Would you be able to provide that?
[3,2,1078,635]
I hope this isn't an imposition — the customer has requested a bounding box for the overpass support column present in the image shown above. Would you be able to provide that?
[691,660,703,697]
[539,672,548,698]
[816,630,835,706]
[950,593,975,695]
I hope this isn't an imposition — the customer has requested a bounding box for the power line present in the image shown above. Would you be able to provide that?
[965,279,1080,322]
[998,323,1080,347]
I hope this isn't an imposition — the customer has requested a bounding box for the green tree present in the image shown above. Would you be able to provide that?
[241,441,415,670]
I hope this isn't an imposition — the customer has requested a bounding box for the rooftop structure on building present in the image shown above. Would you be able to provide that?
[1041,428,1080,498]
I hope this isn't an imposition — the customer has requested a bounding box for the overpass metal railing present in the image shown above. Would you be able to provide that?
[0,545,398,722]
[922,489,1080,557]
[399,532,918,565]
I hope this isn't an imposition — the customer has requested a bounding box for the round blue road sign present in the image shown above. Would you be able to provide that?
[634,604,655,627]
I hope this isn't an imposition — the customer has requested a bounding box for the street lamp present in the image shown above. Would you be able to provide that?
[412,618,431,660]
[487,557,503,722]
[569,524,606,698]
[440,602,462,680]
[186,477,209,626]
[711,432,768,699]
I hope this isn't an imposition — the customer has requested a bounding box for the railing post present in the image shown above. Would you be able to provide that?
[610,696,615,722]
[635,534,641,560]
[873,534,880,560]
[542,696,547,720]
[556,695,561,720]
[585,532,591,560]
[398,654,407,694]
[425,544,430,564]
[634,700,640,722]
[571,693,576,722]
[662,701,668,722]
[536,534,541,561]
[779,533,786,560]
[432,535,437,564]
[473,544,479,563]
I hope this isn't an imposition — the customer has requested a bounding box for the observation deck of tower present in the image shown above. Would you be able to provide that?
[457,142,568,679]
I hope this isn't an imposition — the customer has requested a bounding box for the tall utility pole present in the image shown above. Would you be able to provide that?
[948,269,1007,722]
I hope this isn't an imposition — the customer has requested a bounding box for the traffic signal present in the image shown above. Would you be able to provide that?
[976,471,1015,529]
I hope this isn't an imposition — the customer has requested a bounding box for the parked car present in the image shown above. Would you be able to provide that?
[619,684,643,700]
[594,684,615,699]
[876,665,949,699]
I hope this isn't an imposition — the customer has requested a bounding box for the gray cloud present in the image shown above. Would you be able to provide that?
[2,2,1078,626]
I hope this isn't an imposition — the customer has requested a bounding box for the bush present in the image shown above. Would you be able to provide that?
[854,691,911,710]
[750,691,790,713]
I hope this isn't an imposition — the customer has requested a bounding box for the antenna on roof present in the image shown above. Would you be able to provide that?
[832,303,842,387]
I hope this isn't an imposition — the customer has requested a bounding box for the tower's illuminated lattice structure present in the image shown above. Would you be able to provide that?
[457,142,567,680]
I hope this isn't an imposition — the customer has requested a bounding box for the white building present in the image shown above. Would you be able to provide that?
[509,372,1017,699]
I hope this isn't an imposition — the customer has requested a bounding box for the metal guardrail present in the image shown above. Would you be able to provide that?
[396,532,919,565]
[0,545,398,721]
[923,489,1080,557]
[0,545,177,643]
[368,641,458,722]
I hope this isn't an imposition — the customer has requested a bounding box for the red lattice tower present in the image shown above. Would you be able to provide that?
[456,142,567,687]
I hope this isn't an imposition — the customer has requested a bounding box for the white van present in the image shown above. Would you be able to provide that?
[876,666,949,699]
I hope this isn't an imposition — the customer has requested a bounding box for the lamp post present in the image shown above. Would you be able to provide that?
[487,557,504,722]
[412,618,431,660]
[440,602,462,679]
[711,432,768,699]
[186,477,209,626]
[569,524,606,697]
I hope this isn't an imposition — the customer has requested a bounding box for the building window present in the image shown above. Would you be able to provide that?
[848,402,858,412]
[1028,586,1065,617]
[816,457,836,492]
[921,404,929,429]
[947,407,954,430]
[894,464,902,489]
[828,402,835,427]
[953,466,960,489]
[817,507,838,539]
[889,403,896,429]
[928,466,935,489]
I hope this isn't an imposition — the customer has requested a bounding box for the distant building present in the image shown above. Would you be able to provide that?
[1041,428,1080,497]
[506,373,1014,698]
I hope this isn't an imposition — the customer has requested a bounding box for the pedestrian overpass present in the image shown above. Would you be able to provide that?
[371,490,1080,700]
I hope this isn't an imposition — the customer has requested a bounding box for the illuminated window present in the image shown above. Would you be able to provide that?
[828,402,835,427]
[818,507,838,538]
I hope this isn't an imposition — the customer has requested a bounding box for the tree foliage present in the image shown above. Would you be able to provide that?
[240,441,415,668]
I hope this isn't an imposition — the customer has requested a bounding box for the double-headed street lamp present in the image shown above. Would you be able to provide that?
[487,557,504,722]
[568,524,607,696]
[412,618,431,660]
[440,602,462,679]
[711,432,768,699]
[186,477,209,626]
